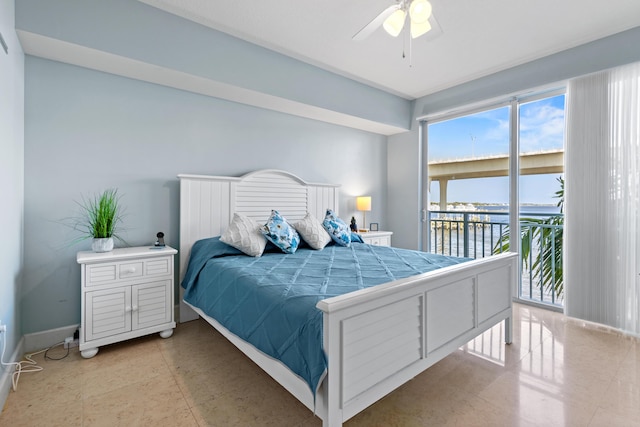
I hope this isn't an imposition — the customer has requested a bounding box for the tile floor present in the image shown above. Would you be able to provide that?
[1,303,640,426]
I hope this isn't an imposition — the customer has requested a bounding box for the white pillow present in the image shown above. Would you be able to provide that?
[294,213,332,250]
[220,213,267,257]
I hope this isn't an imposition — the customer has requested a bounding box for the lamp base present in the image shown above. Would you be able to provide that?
[358,229,369,233]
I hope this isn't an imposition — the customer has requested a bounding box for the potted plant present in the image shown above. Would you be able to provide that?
[75,189,125,252]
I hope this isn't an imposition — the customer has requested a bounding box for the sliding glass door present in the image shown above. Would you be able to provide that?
[422,91,566,309]
[517,94,565,306]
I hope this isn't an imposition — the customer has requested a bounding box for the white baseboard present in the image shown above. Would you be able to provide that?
[0,335,24,412]
[23,324,79,353]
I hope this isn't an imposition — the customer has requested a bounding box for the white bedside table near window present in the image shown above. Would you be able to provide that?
[359,231,393,246]
[76,246,177,359]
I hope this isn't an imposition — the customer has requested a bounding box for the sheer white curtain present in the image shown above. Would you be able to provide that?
[565,62,640,335]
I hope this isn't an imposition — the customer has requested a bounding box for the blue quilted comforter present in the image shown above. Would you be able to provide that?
[181,237,469,395]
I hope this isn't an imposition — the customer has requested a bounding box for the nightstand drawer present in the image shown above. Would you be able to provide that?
[119,262,143,279]
[86,264,118,285]
[145,257,171,277]
[369,236,390,246]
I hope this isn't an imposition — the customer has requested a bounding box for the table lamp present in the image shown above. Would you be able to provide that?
[356,196,372,232]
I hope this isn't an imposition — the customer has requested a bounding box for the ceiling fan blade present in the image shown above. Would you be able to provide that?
[352,4,399,41]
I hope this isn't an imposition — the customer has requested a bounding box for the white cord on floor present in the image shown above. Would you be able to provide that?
[0,331,49,392]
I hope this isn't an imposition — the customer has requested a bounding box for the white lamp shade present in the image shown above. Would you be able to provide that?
[356,196,372,212]
[383,9,406,37]
[409,0,432,24]
[410,19,432,38]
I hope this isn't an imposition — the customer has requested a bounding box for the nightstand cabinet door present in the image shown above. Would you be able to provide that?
[85,286,132,341]
[132,280,172,330]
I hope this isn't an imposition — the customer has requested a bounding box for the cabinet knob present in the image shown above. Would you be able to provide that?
[132,305,138,312]
[122,267,136,274]
[125,306,132,313]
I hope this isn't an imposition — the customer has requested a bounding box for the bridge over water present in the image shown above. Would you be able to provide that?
[428,149,563,209]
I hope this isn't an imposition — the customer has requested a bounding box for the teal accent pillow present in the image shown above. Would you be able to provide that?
[350,232,364,243]
[262,210,300,254]
[322,209,351,247]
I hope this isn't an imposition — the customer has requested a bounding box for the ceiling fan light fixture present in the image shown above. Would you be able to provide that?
[409,0,432,24]
[410,19,432,39]
[383,8,406,37]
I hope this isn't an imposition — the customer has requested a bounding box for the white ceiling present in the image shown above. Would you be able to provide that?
[139,0,640,99]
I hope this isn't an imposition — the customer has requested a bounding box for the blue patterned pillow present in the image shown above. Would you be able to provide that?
[322,209,351,247]
[262,210,300,254]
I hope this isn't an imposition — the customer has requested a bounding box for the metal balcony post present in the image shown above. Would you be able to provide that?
[463,213,470,258]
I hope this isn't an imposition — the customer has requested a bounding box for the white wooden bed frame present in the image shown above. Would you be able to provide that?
[178,169,517,427]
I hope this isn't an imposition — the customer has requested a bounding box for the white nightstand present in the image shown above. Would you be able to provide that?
[76,246,178,358]
[359,231,393,246]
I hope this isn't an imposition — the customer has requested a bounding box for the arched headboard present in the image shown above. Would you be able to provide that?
[177,169,340,321]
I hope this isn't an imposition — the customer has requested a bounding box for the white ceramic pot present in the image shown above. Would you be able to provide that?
[92,237,114,252]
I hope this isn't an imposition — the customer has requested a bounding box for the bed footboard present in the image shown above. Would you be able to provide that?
[316,252,517,426]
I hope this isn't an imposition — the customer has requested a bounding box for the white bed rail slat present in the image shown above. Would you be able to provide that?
[426,277,475,353]
[342,302,421,350]
[341,295,424,405]
[477,266,512,323]
[346,327,422,367]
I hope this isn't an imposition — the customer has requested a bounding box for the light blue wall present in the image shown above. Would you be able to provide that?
[22,56,388,334]
[388,26,640,250]
[0,0,24,387]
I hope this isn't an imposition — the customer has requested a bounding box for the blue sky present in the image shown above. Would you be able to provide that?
[428,94,565,205]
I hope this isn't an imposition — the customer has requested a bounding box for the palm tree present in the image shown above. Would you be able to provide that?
[494,177,564,301]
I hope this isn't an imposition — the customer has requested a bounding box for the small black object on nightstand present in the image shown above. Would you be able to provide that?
[154,232,166,247]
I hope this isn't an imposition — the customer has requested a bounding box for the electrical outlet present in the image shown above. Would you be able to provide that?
[64,336,79,349]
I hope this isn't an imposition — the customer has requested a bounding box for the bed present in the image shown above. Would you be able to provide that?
[178,169,517,427]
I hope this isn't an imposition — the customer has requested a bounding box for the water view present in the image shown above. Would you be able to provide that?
[429,203,564,306]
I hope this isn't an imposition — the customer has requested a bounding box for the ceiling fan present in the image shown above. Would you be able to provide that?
[353,0,435,41]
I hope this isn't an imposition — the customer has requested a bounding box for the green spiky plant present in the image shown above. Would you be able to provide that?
[494,177,564,300]
[73,189,125,242]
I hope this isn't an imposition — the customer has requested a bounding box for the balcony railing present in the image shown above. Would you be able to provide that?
[429,209,564,307]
